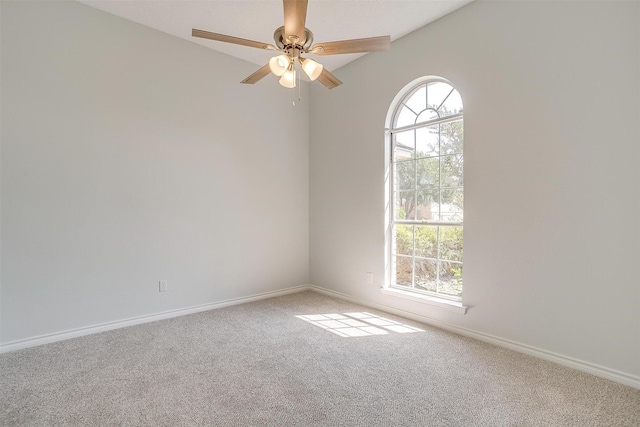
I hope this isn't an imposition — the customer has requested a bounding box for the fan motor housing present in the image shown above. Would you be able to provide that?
[273,26,314,51]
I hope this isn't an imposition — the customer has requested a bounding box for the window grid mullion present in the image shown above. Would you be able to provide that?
[436,122,442,294]
[412,128,418,289]
[436,226,441,294]
[391,113,462,134]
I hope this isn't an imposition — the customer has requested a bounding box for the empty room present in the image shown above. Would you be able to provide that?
[1,0,639,425]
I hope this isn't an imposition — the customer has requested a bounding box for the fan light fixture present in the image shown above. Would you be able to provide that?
[269,54,290,77]
[300,58,323,81]
[269,54,324,87]
[279,63,296,88]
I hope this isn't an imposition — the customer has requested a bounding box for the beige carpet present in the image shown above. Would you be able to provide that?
[1,291,638,426]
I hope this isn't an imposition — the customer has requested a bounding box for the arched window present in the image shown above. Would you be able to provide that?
[387,77,464,300]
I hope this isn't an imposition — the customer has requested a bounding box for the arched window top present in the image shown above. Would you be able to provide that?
[393,79,463,130]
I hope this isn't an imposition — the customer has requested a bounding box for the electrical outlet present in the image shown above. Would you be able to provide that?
[159,280,168,292]
[366,272,373,284]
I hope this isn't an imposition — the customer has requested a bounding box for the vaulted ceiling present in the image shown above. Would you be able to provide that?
[79,0,473,72]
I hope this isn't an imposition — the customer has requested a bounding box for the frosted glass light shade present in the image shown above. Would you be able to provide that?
[301,58,323,81]
[279,66,296,88]
[269,55,290,77]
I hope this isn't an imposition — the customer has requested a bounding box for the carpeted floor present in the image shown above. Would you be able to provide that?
[1,291,638,426]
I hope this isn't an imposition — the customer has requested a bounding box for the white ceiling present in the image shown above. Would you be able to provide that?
[78,0,473,74]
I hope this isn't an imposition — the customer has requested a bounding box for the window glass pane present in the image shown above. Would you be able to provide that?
[395,160,415,191]
[439,89,463,116]
[414,225,438,259]
[440,120,463,154]
[416,189,439,221]
[395,191,415,220]
[404,85,426,114]
[440,188,463,221]
[441,154,463,187]
[394,225,413,256]
[394,130,414,160]
[439,226,463,262]
[415,125,439,157]
[416,108,439,124]
[395,105,416,128]
[394,255,413,287]
[416,157,439,188]
[438,261,463,297]
[393,192,406,219]
[427,82,453,110]
[414,258,437,292]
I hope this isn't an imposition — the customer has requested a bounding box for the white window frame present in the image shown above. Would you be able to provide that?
[384,77,466,312]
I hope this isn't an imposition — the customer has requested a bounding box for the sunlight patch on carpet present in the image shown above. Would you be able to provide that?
[296,312,424,337]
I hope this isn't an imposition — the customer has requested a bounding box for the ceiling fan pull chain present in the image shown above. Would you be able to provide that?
[292,74,296,107]
[298,64,302,103]
[292,62,301,107]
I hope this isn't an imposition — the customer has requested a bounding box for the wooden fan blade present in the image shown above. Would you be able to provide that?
[241,64,272,84]
[312,35,390,56]
[192,29,275,50]
[283,0,308,43]
[316,68,342,90]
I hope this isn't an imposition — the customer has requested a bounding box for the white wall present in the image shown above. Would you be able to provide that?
[1,1,309,343]
[310,1,639,379]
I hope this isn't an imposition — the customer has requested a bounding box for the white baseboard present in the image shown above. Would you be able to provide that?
[309,285,640,390]
[0,285,310,354]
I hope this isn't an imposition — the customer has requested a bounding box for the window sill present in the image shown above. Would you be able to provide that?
[381,287,467,315]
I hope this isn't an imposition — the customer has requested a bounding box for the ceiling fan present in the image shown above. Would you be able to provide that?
[192,0,390,89]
